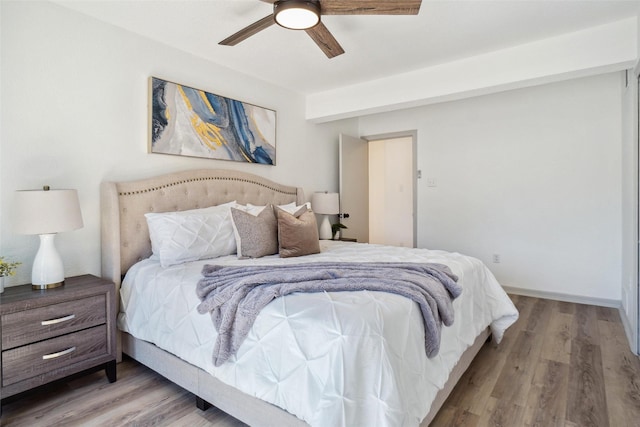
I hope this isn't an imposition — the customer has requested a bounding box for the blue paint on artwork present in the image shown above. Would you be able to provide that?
[151,79,168,143]
[205,93,230,128]
[229,100,256,155]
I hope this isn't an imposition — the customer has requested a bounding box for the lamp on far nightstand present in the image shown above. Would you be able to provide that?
[311,191,339,240]
[14,186,83,289]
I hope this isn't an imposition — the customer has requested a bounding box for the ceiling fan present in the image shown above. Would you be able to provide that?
[219,0,422,59]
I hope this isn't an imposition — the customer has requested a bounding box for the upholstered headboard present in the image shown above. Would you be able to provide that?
[100,169,304,289]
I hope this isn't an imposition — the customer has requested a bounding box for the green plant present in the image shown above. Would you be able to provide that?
[0,257,21,277]
[331,223,347,239]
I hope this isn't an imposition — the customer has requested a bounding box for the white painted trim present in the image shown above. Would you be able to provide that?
[502,286,621,309]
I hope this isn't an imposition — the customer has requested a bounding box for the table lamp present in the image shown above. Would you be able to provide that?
[14,186,83,289]
[311,191,339,240]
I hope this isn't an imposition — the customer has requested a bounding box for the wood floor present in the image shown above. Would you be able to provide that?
[2,295,639,426]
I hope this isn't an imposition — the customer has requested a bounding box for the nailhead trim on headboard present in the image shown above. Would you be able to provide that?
[118,177,298,197]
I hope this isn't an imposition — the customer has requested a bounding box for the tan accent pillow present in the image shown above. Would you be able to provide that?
[276,206,320,258]
[230,206,278,258]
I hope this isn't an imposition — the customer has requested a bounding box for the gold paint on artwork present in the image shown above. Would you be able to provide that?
[177,86,225,151]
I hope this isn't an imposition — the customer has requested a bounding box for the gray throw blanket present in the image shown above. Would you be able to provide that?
[196,262,462,366]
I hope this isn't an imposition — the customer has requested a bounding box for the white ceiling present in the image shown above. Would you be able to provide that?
[53,0,640,95]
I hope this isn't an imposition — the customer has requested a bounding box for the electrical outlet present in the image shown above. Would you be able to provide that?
[492,254,501,263]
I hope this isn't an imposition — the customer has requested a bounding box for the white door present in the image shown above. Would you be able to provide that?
[339,134,369,242]
[369,137,415,247]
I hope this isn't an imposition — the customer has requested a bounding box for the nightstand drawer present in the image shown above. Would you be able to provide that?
[2,325,109,387]
[1,294,106,350]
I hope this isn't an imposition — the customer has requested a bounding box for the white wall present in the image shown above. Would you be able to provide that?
[359,73,623,303]
[0,1,356,287]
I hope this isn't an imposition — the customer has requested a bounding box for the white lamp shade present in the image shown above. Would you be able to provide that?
[311,192,339,215]
[14,189,83,235]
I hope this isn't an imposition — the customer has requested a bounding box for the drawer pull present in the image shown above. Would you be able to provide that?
[41,314,76,326]
[42,346,76,360]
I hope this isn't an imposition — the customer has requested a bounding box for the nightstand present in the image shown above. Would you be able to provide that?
[0,275,117,401]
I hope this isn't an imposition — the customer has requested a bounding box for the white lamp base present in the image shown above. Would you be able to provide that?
[319,214,332,240]
[32,233,65,289]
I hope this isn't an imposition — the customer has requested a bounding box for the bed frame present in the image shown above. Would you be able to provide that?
[100,168,489,426]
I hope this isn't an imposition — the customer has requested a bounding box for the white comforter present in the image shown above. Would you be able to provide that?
[118,241,518,427]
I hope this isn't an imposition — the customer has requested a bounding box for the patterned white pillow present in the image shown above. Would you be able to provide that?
[145,201,238,267]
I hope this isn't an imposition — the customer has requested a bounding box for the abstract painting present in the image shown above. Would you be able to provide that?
[149,77,276,165]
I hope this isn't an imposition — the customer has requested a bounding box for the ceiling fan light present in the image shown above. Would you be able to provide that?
[274,1,320,30]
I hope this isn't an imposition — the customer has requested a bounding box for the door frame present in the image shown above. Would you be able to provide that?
[636,64,640,355]
[362,130,418,248]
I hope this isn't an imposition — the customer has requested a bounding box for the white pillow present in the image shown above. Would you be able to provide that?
[145,201,238,267]
[244,202,310,215]
[243,203,270,215]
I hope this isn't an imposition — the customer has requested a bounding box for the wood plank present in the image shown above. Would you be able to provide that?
[556,300,575,315]
[3,360,160,426]
[430,407,479,427]
[490,330,543,407]
[565,340,609,427]
[443,343,507,416]
[523,359,569,427]
[478,396,525,427]
[572,303,600,346]
[87,385,193,426]
[595,305,620,323]
[524,297,553,334]
[428,406,457,426]
[540,311,572,364]
[597,319,640,427]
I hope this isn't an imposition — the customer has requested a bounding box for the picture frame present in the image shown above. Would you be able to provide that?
[149,77,276,165]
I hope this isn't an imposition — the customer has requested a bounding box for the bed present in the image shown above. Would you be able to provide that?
[100,168,518,427]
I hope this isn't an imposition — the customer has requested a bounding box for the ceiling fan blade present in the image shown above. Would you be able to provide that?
[305,22,345,58]
[320,0,421,15]
[219,14,275,46]
[258,0,276,3]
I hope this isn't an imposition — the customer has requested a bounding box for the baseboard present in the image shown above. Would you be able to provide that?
[619,308,639,355]
[502,286,621,309]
